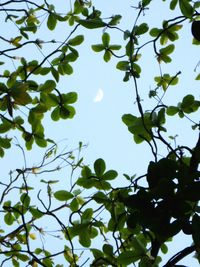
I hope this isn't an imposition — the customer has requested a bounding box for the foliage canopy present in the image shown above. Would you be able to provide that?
[0,0,200,266]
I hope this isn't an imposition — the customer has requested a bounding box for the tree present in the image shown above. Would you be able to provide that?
[0,0,200,266]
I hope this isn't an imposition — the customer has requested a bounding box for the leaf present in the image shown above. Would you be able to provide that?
[59,106,70,119]
[4,212,15,225]
[166,106,179,116]
[29,207,43,219]
[160,44,175,55]
[103,50,111,62]
[93,192,108,203]
[109,44,121,50]
[179,0,193,18]
[135,23,149,35]
[78,19,106,29]
[68,35,84,46]
[47,13,57,30]
[103,244,113,256]
[34,135,47,148]
[54,190,74,201]
[0,137,11,149]
[70,198,79,211]
[51,67,59,82]
[142,0,151,7]
[79,230,91,247]
[122,114,137,126]
[170,0,178,10]
[51,107,60,121]
[58,62,73,75]
[20,193,30,208]
[102,170,118,180]
[161,243,168,254]
[116,61,130,71]
[39,80,56,93]
[17,253,30,261]
[102,32,110,47]
[91,249,104,259]
[150,28,162,37]
[62,92,78,104]
[196,73,200,80]
[81,208,93,223]
[94,158,106,176]
[108,15,122,26]
[11,83,32,105]
[91,44,105,52]
[117,251,140,265]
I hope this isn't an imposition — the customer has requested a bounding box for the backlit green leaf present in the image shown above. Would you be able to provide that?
[68,35,84,46]
[47,13,57,30]
[179,0,193,18]
[79,19,106,29]
[94,158,106,176]
[54,190,74,201]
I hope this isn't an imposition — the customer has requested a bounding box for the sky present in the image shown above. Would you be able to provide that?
[0,0,200,266]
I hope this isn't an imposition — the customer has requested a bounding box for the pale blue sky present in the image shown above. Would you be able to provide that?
[0,0,200,266]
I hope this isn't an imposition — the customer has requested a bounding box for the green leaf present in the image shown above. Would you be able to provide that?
[4,212,15,225]
[91,249,104,259]
[78,19,106,29]
[102,32,110,47]
[16,253,30,262]
[59,106,70,119]
[109,44,121,50]
[117,251,140,265]
[91,44,105,52]
[196,73,200,80]
[34,135,47,148]
[58,62,73,75]
[79,230,91,247]
[12,258,19,267]
[160,44,175,55]
[161,243,168,254]
[81,208,93,223]
[170,0,178,10]
[142,0,152,7]
[122,114,137,126]
[11,83,32,105]
[54,190,74,201]
[68,35,84,46]
[135,23,149,35]
[51,67,59,82]
[0,137,11,149]
[149,28,162,37]
[47,13,57,30]
[103,244,113,256]
[29,207,43,219]
[93,192,109,203]
[116,61,130,71]
[51,107,60,121]
[166,106,179,116]
[39,80,56,93]
[20,193,30,208]
[108,15,122,26]
[179,0,194,18]
[62,92,78,104]
[103,50,111,62]
[94,158,106,176]
[102,170,118,180]
[70,198,79,211]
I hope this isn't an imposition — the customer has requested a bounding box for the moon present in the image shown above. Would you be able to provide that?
[93,88,104,103]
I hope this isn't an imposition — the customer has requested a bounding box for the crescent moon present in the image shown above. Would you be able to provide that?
[93,88,104,102]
